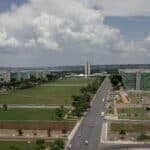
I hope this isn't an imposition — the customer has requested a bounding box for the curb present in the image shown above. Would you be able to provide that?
[65,117,83,149]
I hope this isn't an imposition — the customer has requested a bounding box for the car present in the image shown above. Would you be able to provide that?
[102,98,105,102]
[68,144,72,149]
[87,108,91,112]
[101,112,104,117]
[83,112,87,116]
[78,133,82,137]
[85,140,89,145]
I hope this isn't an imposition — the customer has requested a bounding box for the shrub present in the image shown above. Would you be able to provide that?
[137,133,150,141]
[50,139,65,150]
[17,129,23,136]
[35,139,46,150]
[62,127,68,134]
[47,128,52,137]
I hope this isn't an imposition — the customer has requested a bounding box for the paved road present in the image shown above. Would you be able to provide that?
[66,77,112,150]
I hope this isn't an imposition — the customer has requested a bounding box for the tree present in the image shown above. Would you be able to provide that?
[72,77,104,117]
[62,127,68,134]
[80,77,104,94]
[0,83,3,89]
[72,93,91,117]
[3,104,8,111]
[119,129,126,139]
[137,133,150,141]
[34,130,37,136]
[17,129,23,136]
[80,86,88,94]
[110,74,123,89]
[50,139,65,150]
[35,139,46,150]
[46,74,59,81]
[56,106,65,120]
[47,128,52,137]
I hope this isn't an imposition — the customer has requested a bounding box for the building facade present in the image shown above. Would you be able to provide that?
[85,61,91,78]
[119,69,150,90]
[0,72,11,83]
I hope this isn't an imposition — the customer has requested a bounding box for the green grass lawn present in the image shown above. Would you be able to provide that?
[0,78,93,105]
[47,77,94,85]
[0,141,54,150]
[118,108,150,120]
[0,108,63,121]
[0,141,35,150]
[0,140,66,150]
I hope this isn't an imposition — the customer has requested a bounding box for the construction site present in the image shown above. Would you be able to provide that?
[103,70,150,144]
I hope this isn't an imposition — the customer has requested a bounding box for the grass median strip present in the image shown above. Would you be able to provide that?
[0,108,66,121]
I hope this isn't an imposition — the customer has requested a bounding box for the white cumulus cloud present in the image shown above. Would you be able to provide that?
[0,0,150,66]
[0,30,20,48]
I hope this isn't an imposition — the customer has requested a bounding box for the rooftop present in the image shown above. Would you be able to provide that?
[119,69,150,73]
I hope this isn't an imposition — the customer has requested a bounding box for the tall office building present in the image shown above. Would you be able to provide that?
[85,61,91,78]
[119,69,150,90]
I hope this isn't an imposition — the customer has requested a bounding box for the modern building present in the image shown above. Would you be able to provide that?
[10,70,50,82]
[0,70,51,83]
[10,72,21,81]
[20,72,31,80]
[0,72,11,83]
[85,61,91,78]
[119,69,150,90]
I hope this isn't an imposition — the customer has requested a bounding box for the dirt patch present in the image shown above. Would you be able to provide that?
[109,123,150,142]
[0,121,76,131]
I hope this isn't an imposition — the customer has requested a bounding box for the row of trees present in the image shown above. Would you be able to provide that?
[72,77,104,117]
[80,77,104,94]
[0,73,60,90]
[72,93,91,117]
[15,127,68,137]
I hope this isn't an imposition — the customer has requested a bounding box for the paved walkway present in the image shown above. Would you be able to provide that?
[0,104,72,109]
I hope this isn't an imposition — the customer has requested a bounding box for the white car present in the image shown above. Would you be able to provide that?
[68,144,72,149]
[85,140,89,145]
[102,98,105,102]
[101,112,104,117]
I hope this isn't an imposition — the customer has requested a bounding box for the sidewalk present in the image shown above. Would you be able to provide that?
[0,104,72,109]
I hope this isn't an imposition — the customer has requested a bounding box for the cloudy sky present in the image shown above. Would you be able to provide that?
[0,0,150,67]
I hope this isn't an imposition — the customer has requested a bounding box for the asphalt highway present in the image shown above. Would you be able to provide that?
[66,77,112,150]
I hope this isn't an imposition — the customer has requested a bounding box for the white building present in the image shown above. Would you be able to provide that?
[85,61,91,78]
[0,72,11,83]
